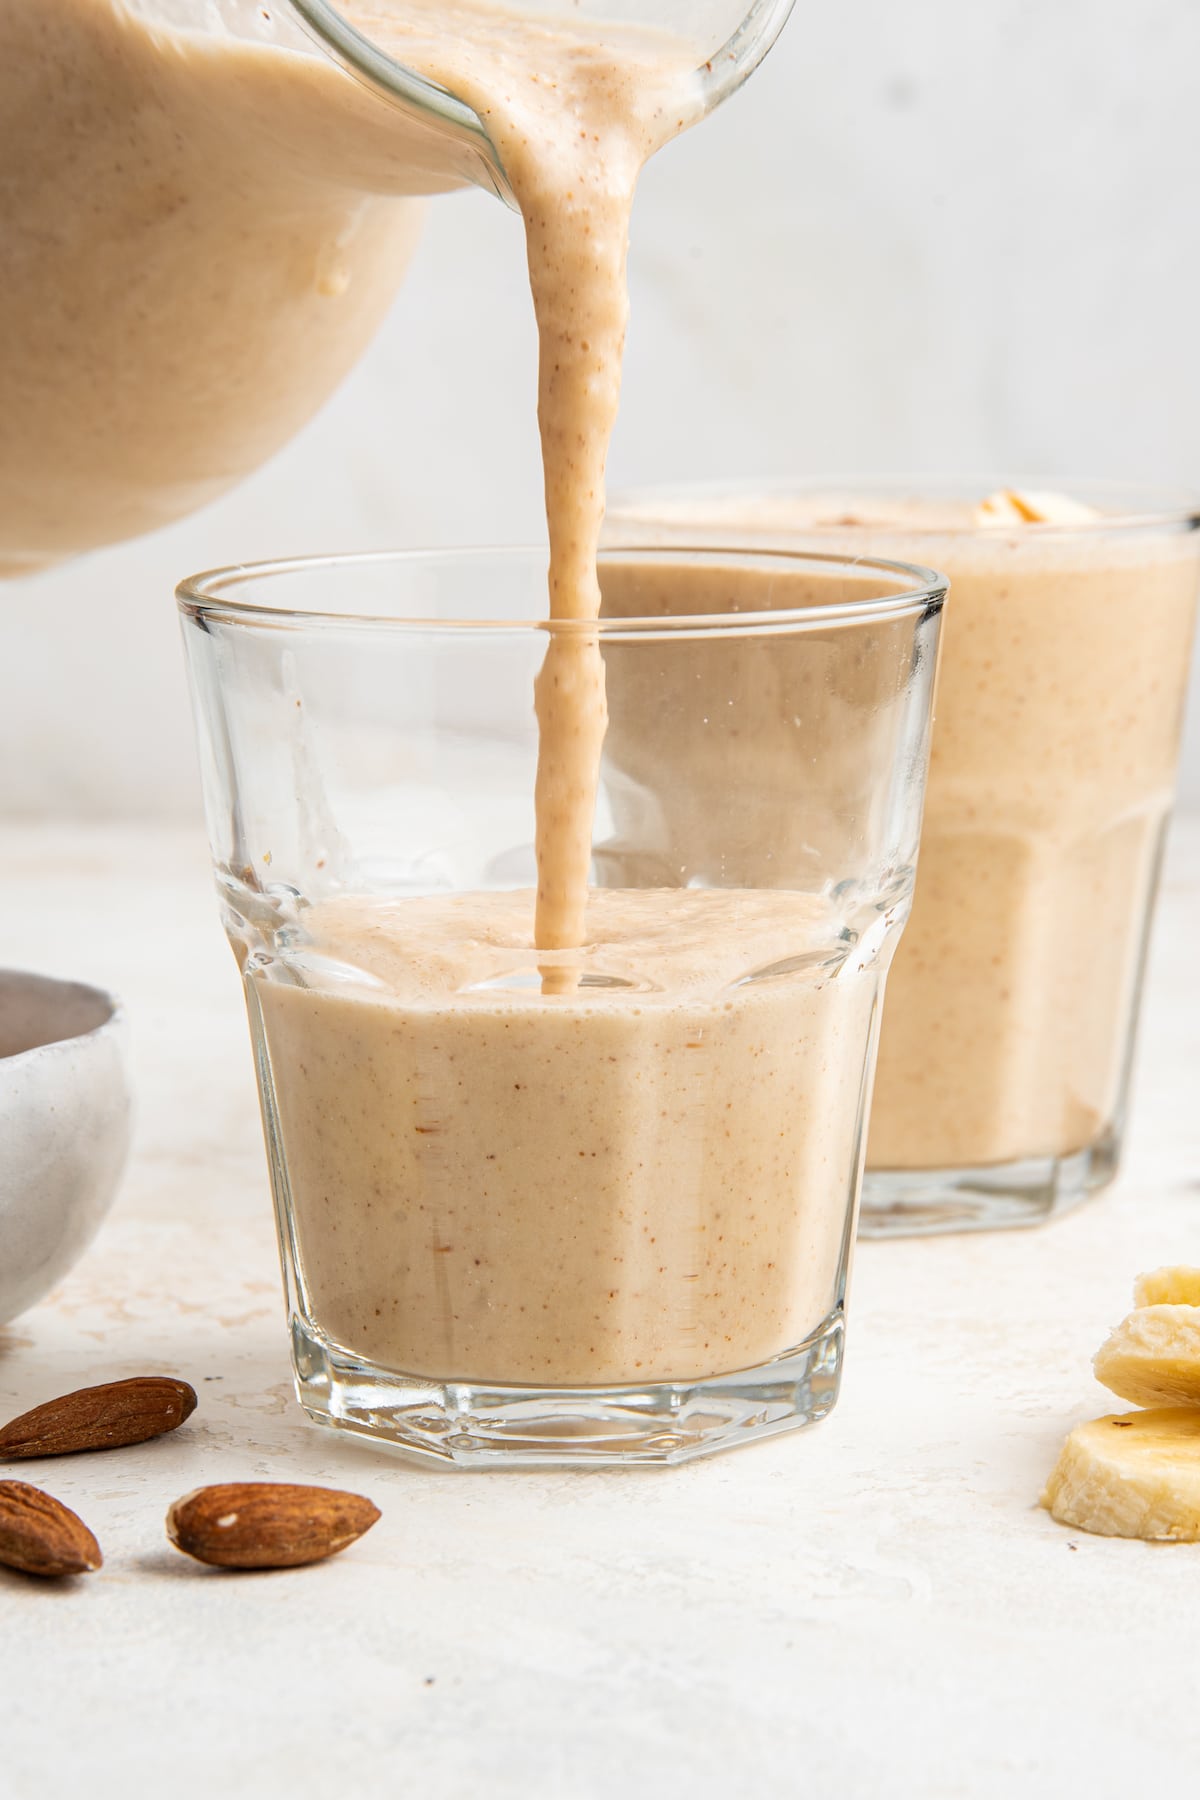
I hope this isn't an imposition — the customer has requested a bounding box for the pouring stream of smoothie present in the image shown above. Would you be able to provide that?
[345,3,702,951]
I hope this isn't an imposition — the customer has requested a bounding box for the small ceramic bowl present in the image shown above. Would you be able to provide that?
[0,970,133,1327]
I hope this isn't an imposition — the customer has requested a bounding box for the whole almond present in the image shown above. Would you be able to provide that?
[166,1482,380,1570]
[0,1376,197,1460]
[0,1480,102,1578]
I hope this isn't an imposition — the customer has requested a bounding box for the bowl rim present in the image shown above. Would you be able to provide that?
[0,968,124,1065]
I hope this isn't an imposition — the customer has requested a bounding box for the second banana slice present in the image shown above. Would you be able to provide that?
[1093,1304,1200,1408]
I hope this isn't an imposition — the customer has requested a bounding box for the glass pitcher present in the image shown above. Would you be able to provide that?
[0,0,793,577]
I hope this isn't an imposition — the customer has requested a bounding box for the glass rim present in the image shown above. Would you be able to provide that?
[175,544,948,635]
[608,474,1200,538]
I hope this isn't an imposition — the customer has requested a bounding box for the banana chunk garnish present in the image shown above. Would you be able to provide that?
[1093,1304,1200,1409]
[976,488,1100,527]
[1133,1266,1200,1308]
[1043,1268,1200,1538]
[1042,1410,1200,1540]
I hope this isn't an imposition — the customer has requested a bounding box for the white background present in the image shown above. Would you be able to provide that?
[5,0,1200,819]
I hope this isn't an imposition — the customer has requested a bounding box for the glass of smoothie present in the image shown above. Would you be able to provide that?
[178,543,944,1465]
[608,481,1200,1235]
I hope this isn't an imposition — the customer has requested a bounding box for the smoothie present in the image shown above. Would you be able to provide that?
[866,500,1198,1179]
[609,485,1200,1196]
[0,0,438,572]
[251,887,878,1385]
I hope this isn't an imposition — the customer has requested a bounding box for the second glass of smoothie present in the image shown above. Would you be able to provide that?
[609,481,1200,1234]
[179,544,943,1465]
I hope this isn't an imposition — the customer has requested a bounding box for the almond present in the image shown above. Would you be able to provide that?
[0,1376,197,1460]
[166,1481,380,1570]
[0,1480,102,1578]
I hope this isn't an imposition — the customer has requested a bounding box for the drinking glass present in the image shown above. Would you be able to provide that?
[179,545,944,1465]
[609,480,1200,1234]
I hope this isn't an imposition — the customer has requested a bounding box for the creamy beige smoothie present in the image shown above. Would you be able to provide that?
[610,487,1200,1180]
[251,887,876,1384]
[867,501,1199,1174]
[0,0,458,573]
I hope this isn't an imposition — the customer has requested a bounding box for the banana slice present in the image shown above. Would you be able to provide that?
[1042,1410,1200,1539]
[1093,1305,1200,1408]
[1133,1266,1200,1308]
[976,488,1100,527]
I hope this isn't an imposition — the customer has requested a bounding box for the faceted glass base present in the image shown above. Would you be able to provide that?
[290,1309,845,1468]
[859,1123,1120,1237]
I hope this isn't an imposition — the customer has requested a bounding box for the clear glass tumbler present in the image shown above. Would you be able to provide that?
[609,480,1200,1236]
[178,545,944,1466]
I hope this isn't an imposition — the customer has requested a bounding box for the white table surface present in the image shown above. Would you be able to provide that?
[3,819,1199,1800]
